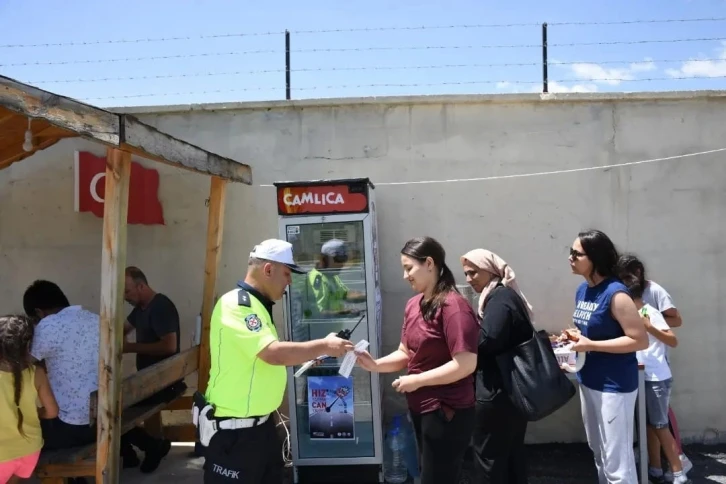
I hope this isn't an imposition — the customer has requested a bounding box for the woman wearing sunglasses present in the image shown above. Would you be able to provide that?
[568,229,648,483]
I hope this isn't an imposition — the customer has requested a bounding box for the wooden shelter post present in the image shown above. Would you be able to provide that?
[198,176,228,393]
[96,148,132,484]
[1,74,253,481]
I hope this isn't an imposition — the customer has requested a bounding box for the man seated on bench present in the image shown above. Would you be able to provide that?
[121,266,186,473]
[23,280,100,483]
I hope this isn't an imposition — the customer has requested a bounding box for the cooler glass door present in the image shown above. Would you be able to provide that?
[284,219,376,459]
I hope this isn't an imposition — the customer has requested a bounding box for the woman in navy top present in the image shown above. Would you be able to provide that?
[568,230,648,484]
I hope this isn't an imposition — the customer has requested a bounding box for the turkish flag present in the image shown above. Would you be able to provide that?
[74,151,165,225]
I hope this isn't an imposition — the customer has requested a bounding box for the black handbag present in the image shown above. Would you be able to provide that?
[495,321,576,421]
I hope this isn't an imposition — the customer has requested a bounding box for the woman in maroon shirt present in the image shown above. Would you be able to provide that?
[356,236,479,484]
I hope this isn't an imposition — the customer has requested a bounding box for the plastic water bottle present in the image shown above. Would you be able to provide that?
[383,415,409,483]
[400,417,420,479]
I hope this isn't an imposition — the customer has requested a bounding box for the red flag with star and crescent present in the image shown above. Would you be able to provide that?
[74,151,165,225]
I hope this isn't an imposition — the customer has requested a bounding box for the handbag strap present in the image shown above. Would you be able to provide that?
[480,284,536,345]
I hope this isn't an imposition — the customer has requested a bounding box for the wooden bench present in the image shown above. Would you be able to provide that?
[35,346,199,483]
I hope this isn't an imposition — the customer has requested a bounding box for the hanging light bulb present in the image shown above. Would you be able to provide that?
[22,118,34,152]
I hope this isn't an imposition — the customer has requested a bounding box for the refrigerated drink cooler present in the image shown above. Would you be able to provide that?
[274,178,384,484]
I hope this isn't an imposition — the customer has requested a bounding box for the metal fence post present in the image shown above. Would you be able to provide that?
[542,22,548,93]
[285,30,291,100]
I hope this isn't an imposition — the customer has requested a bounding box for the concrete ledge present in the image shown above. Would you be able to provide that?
[110,90,726,115]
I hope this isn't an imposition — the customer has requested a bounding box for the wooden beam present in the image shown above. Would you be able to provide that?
[96,148,131,484]
[164,394,192,411]
[0,76,120,145]
[89,346,200,420]
[198,177,228,394]
[0,107,17,126]
[120,115,252,184]
[37,463,96,479]
[1,76,252,182]
[143,413,163,438]
[0,137,63,171]
[163,423,197,442]
[0,123,79,170]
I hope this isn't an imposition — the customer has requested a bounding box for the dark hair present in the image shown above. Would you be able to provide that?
[577,229,620,279]
[617,254,646,287]
[125,266,148,286]
[621,273,644,299]
[319,254,348,269]
[0,315,34,437]
[401,236,458,321]
[22,280,70,319]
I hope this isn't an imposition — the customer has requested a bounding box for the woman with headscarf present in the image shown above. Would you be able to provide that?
[460,249,535,484]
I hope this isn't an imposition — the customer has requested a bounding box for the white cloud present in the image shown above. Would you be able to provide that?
[665,42,726,78]
[532,81,598,93]
[629,59,657,73]
[495,80,598,94]
[547,57,656,91]
[548,81,599,93]
[566,58,656,86]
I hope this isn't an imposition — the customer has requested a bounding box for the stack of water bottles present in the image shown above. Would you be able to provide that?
[383,414,419,483]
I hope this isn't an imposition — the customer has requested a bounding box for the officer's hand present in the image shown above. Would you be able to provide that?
[323,333,354,357]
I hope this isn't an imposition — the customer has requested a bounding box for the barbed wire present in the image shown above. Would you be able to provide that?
[0,50,279,67]
[552,36,726,47]
[4,36,726,68]
[2,17,726,48]
[21,58,726,84]
[79,75,726,102]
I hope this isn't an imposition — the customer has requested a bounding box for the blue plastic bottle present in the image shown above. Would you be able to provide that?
[383,415,409,483]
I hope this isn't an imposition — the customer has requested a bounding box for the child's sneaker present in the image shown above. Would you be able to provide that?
[672,473,691,484]
[649,473,668,484]
[649,466,668,484]
[664,454,693,481]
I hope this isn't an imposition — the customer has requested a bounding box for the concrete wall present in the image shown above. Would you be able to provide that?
[2,91,725,443]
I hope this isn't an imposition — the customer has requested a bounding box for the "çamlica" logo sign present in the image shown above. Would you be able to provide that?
[283,191,345,206]
[275,183,369,215]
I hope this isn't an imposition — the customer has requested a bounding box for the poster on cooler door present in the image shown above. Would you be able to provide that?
[307,375,355,440]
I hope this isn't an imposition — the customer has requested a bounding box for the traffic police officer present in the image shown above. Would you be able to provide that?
[305,239,366,319]
[200,239,354,483]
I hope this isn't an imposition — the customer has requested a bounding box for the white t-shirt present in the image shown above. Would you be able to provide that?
[642,280,676,314]
[636,303,673,382]
[30,306,100,425]
[643,280,677,361]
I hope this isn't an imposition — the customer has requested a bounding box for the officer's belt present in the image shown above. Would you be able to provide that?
[217,413,270,430]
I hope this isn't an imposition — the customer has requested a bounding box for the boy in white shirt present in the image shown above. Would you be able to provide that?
[623,275,690,484]
[617,254,693,480]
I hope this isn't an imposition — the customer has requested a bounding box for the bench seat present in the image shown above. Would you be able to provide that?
[34,347,198,482]
[36,394,186,480]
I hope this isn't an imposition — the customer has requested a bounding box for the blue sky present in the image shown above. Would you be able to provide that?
[2,0,726,107]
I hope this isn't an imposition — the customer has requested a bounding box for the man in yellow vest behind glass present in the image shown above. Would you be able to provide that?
[197,239,354,484]
[305,239,366,319]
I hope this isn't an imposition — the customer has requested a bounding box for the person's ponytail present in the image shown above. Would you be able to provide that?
[12,361,26,438]
[421,262,458,321]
